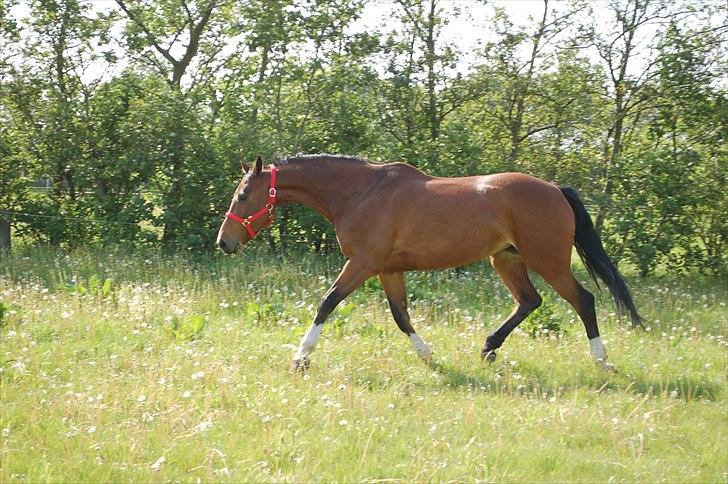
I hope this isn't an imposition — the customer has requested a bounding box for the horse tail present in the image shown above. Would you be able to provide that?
[559,186,643,328]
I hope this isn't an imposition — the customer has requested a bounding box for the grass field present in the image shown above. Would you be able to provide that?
[1,246,727,482]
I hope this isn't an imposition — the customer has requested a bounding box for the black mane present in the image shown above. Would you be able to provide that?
[276,153,374,166]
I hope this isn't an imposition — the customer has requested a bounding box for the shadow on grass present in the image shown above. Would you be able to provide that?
[350,359,723,402]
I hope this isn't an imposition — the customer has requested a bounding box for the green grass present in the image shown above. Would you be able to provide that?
[1,246,727,482]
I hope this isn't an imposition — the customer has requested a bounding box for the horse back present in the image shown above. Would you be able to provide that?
[336,168,573,272]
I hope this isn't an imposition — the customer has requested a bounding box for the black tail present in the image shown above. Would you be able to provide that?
[559,187,643,328]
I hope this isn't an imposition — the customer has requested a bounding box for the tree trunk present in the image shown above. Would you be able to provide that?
[162,97,186,243]
[508,0,548,168]
[0,211,10,251]
[595,86,626,232]
[425,0,439,167]
[594,0,641,232]
[162,151,183,243]
[251,43,270,143]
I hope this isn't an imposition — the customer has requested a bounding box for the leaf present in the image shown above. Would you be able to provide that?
[189,316,205,333]
[246,301,260,317]
[164,314,206,342]
[88,275,101,294]
[338,303,356,318]
[101,278,113,298]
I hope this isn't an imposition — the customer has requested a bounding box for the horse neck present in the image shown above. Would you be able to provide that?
[276,161,372,222]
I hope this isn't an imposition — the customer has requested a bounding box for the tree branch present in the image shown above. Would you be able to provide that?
[114,0,179,68]
[519,123,558,142]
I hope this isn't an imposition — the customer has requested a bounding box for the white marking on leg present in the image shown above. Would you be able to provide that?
[589,336,615,371]
[588,336,607,361]
[408,334,432,361]
[293,324,322,362]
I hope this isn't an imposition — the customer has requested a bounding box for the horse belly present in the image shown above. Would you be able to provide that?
[387,206,507,271]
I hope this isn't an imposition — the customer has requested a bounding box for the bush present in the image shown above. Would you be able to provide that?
[521,296,564,338]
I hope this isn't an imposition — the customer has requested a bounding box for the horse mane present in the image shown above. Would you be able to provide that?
[275,153,374,166]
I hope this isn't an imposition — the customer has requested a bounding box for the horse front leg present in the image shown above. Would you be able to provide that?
[292,260,372,371]
[379,272,432,362]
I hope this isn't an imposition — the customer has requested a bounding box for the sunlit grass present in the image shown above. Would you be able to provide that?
[1,246,727,482]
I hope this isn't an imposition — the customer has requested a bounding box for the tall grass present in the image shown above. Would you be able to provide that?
[1,246,726,481]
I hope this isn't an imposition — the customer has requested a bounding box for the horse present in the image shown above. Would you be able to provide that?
[216,154,641,372]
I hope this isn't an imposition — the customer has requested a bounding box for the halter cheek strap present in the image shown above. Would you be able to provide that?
[225,165,277,239]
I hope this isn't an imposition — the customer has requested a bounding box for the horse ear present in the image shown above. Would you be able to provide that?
[254,155,263,175]
[241,160,250,173]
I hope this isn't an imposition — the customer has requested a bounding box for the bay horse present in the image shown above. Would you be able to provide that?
[216,154,641,372]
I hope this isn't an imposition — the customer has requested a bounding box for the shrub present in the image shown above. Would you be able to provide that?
[521,296,564,338]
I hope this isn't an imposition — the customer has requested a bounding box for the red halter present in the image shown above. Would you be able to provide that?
[225,165,278,239]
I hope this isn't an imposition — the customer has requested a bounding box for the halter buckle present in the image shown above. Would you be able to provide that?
[269,187,277,198]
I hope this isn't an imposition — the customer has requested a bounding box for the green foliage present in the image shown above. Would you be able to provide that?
[0,301,20,328]
[0,1,726,276]
[164,315,206,342]
[361,277,382,294]
[243,301,281,326]
[521,296,564,339]
[330,302,356,337]
[64,275,114,299]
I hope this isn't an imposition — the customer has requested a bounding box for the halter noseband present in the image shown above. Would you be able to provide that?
[225,165,277,239]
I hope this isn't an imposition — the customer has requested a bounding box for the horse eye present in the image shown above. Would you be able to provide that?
[237,192,247,202]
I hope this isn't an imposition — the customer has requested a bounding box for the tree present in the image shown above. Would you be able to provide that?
[1,0,112,245]
[113,0,231,89]
[610,19,727,275]
[587,0,695,231]
[469,0,584,171]
[374,0,468,171]
[113,0,234,243]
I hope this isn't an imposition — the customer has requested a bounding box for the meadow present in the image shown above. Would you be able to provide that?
[1,246,726,482]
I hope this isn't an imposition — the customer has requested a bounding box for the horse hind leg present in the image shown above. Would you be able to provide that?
[482,247,542,362]
[535,268,615,371]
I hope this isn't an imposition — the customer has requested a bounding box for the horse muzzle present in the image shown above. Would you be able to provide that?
[217,237,237,254]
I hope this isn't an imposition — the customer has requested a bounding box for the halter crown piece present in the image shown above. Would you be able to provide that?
[225,164,277,239]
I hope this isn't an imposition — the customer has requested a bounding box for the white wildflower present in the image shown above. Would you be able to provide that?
[195,419,213,432]
[150,456,165,471]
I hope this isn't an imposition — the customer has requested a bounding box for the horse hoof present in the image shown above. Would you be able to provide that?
[415,344,433,363]
[595,359,617,373]
[482,349,497,363]
[291,356,310,373]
